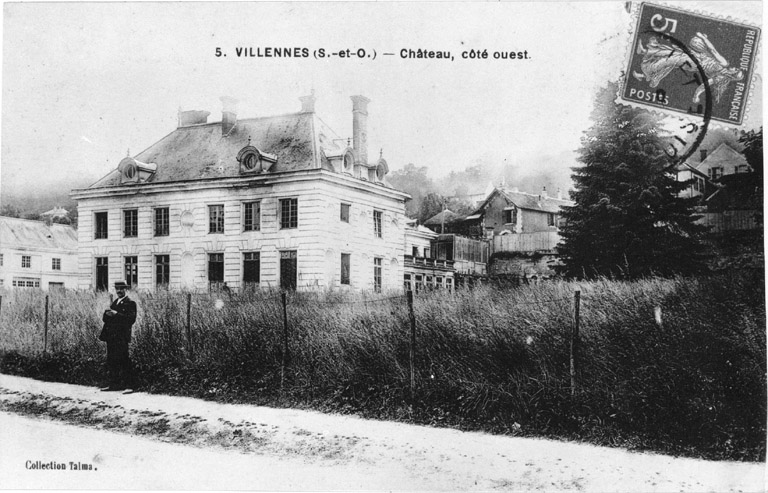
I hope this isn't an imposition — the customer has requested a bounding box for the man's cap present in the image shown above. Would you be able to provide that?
[114,280,129,289]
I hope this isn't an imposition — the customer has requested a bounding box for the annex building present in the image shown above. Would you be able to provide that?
[0,216,79,289]
[71,94,410,292]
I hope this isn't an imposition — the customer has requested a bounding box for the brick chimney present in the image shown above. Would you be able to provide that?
[220,96,239,135]
[178,110,211,127]
[700,149,708,161]
[540,186,548,199]
[557,188,563,200]
[351,95,370,165]
[299,92,316,113]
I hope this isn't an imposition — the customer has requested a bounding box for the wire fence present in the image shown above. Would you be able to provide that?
[0,286,638,399]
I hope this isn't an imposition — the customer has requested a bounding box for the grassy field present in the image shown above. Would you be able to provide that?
[0,270,764,461]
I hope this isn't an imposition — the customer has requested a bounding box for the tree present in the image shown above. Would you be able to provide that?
[557,82,708,279]
[740,127,763,180]
[388,163,436,218]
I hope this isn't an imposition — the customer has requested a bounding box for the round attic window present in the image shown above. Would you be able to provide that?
[376,164,386,181]
[243,153,259,171]
[343,152,354,172]
[123,162,137,180]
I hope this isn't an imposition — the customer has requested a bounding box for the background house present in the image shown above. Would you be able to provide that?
[403,220,455,291]
[0,216,79,289]
[460,187,572,241]
[71,94,409,292]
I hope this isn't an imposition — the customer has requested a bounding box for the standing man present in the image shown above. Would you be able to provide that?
[100,280,137,394]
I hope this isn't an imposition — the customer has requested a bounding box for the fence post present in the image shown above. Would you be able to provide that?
[186,293,193,359]
[43,295,49,353]
[407,290,416,403]
[281,292,289,389]
[570,290,581,396]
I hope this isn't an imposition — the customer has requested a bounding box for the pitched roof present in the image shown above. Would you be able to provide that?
[0,216,78,251]
[424,209,465,225]
[41,206,69,218]
[695,143,749,172]
[89,112,344,189]
[475,187,573,215]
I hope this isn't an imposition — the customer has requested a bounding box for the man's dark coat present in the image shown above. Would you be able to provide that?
[102,296,137,388]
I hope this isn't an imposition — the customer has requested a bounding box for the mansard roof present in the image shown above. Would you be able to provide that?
[88,111,344,189]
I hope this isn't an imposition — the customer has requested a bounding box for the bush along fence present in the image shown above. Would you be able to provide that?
[0,270,765,462]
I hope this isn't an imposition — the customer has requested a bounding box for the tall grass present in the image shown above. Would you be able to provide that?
[0,270,764,461]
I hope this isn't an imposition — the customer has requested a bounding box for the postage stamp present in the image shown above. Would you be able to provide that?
[619,2,760,126]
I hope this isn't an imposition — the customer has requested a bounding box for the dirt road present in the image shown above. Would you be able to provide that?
[0,374,763,491]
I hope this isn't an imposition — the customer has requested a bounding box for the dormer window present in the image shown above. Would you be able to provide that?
[237,145,276,174]
[243,153,259,171]
[343,150,354,173]
[118,157,157,184]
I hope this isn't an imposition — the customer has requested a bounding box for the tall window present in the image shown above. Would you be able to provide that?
[96,257,109,291]
[280,250,297,290]
[280,198,298,229]
[209,205,224,233]
[548,213,556,227]
[0,253,4,266]
[21,255,31,268]
[340,253,351,285]
[124,256,138,287]
[243,201,261,232]
[154,207,169,236]
[243,252,260,286]
[208,253,224,288]
[95,212,108,239]
[51,258,61,271]
[155,255,170,287]
[340,203,350,223]
[374,257,382,293]
[412,246,419,257]
[373,210,382,238]
[123,209,138,237]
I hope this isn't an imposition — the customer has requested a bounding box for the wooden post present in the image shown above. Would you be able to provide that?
[281,292,289,389]
[570,290,581,396]
[407,290,416,403]
[43,295,49,353]
[186,293,193,359]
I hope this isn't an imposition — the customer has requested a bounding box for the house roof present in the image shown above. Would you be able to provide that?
[695,143,749,173]
[88,111,345,189]
[40,206,69,218]
[424,209,465,225]
[474,187,573,215]
[0,216,78,252]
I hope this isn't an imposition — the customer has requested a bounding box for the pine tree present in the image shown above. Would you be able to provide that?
[558,82,708,279]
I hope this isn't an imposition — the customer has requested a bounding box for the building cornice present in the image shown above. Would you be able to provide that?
[71,169,411,202]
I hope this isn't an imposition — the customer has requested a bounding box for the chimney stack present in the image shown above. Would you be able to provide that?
[700,149,708,161]
[299,92,316,113]
[351,95,370,165]
[557,188,562,200]
[178,110,211,127]
[541,186,548,199]
[220,96,239,135]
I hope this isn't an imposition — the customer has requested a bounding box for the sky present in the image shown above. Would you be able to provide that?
[0,1,762,200]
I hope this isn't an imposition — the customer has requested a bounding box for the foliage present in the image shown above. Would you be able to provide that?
[0,271,765,461]
[740,127,763,180]
[558,82,708,279]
